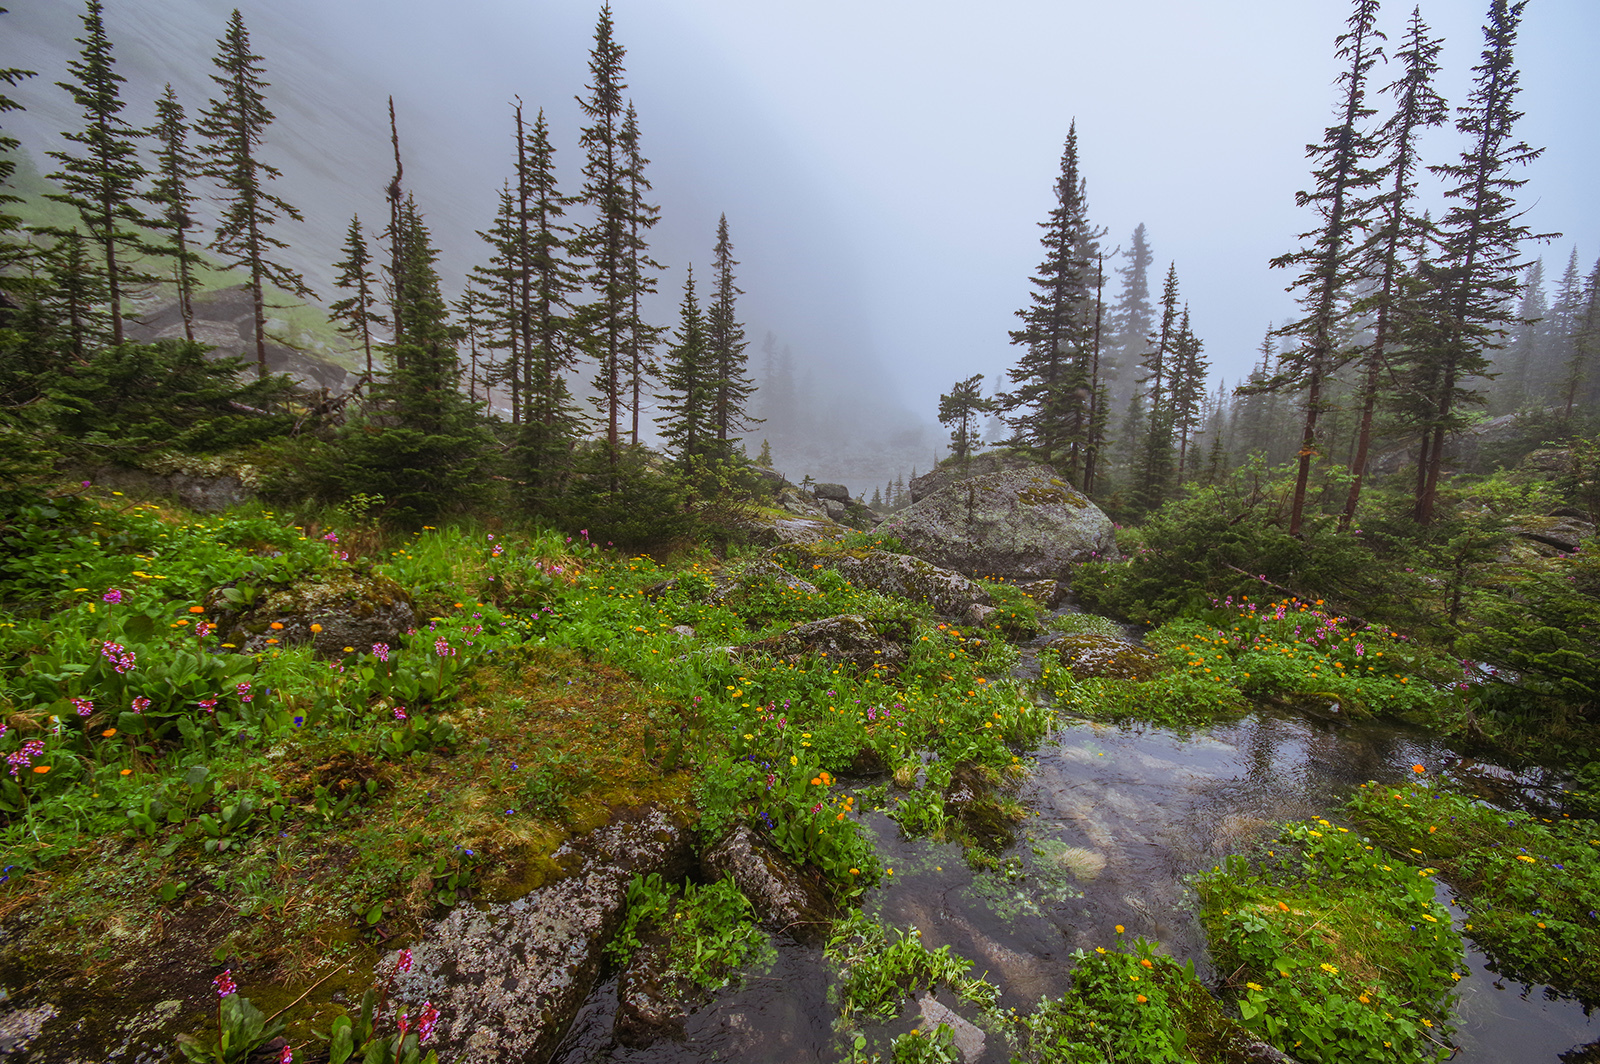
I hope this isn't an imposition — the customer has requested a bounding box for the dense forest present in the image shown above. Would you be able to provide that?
[1,1,1598,1063]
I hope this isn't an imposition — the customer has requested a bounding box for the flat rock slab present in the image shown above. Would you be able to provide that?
[389,805,690,1064]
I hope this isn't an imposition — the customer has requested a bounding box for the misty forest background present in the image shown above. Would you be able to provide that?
[0,0,1596,543]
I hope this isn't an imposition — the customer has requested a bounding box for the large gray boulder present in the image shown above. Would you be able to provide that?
[882,456,1118,581]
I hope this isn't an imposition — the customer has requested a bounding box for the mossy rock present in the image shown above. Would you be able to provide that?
[206,565,417,658]
[1048,633,1161,680]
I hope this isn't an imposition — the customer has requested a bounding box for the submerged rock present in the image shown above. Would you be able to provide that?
[917,993,986,1063]
[701,824,839,944]
[387,805,691,1064]
[614,932,701,1048]
[882,455,1118,581]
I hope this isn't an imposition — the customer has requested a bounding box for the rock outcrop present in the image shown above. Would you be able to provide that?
[773,542,992,618]
[737,614,908,676]
[205,567,416,659]
[700,824,839,943]
[1048,633,1162,680]
[389,805,692,1064]
[882,454,1118,581]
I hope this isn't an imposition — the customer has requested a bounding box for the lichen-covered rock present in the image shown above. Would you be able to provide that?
[773,543,991,618]
[701,824,839,943]
[388,805,691,1064]
[205,567,416,658]
[883,456,1118,581]
[89,464,253,512]
[1049,633,1161,680]
[737,614,907,676]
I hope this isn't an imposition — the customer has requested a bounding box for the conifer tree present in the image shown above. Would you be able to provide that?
[518,108,585,501]
[1341,6,1447,528]
[1169,307,1210,477]
[938,373,992,464]
[0,5,34,268]
[329,213,385,381]
[654,265,712,466]
[195,8,310,379]
[1003,122,1104,482]
[1270,0,1384,535]
[574,2,631,456]
[1560,257,1600,420]
[708,213,755,454]
[1133,263,1182,511]
[1505,258,1546,405]
[1415,0,1552,523]
[46,0,150,346]
[1107,222,1154,413]
[1543,248,1584,409]
[146,84,202,343]
[473,183,525,416]
[330,196,489,522]
[453,283,487,404]
[620,101,663,445]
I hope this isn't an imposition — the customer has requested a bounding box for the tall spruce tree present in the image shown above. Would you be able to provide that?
[1107,222,1154,415]
[195,9,310,379]
[46,0,150,346]
[146,84,203,343]
[1341,6,1448,528]
[619,101,663,446]
[472,182,525,417]
[1562,257,1600,418]
[1133,262,1182,511]
[1169,307,1210,478]
[707,213,755,455]
[574,2,631,456]
[1003,122,1104,483]
[329,213,385,381]
[331,196,489,522]
[1270,0,1384,536]
[655,265,712,466]
[1415,0,1552,523]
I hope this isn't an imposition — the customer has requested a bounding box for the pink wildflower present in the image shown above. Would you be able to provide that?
[213,969,236,998]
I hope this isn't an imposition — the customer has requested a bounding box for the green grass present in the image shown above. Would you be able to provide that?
[1348,776,1600,1005]
[1198,820,1463,1063]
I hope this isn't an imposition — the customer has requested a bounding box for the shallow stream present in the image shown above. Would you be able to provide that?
[555,675,1598,1061]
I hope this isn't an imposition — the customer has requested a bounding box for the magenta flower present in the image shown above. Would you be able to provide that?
[236,682,253,703]
[416,1001,440,1042]
[434,637,454,658]
[213,969,236,998]
[393,707,408,721]
[372,642,390,663]
[71,697,94,717]
[102,588,123,603]
[131,696,151,714]
[278,1047,293,1064]
[198,698,219,714]
[396,947,413,973]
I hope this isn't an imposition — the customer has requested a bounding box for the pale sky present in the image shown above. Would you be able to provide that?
[5,0,1597,423]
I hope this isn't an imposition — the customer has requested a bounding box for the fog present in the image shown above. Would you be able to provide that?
[3,0,1597,492]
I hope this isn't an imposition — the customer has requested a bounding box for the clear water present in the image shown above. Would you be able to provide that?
[554,711,1597,1063]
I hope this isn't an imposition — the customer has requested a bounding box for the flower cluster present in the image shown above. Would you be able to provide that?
[71,697,94,717]
[372,642,390,663]
[213,969,236,998]
[100,640,137,674]
[7,740,44,778]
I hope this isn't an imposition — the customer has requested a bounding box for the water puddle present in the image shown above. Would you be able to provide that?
[556,704,1597,1062]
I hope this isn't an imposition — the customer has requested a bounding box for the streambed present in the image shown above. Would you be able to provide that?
[554,709,1597,1063]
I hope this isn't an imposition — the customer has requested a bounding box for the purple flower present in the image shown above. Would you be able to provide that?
[102,589,122,603]
[131,696,151,714]
[213,969,236,998]
[396,947,413,973]
[279,1047,293,1064]
[198,698,219,714]
[393,706,408,721]
[236,682,253,703]
[416,1001,440,1042]
[71,697,94,717]
[372,642,390,662]
[435,637,454,658]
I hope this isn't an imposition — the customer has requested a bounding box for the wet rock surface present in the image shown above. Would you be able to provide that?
[613,932,702,1048]
[388,805,691,1064]
[883,455,1118,581]
[700,825,839,944]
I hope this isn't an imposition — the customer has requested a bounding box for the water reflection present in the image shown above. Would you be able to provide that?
[555,709,1595,1063]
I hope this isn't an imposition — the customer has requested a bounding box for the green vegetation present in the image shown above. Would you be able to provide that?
[1198,820,1463,1064]
[1349,777,1600,1004]
[606,872,774,991]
